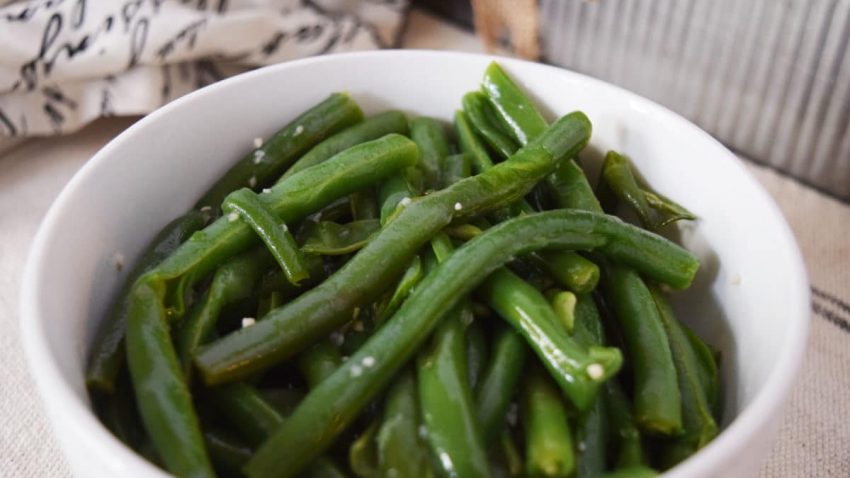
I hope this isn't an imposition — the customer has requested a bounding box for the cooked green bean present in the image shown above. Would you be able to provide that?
[546,158,603,212]
[480,268,621,411]
[462,91,519,159]
[604,264,682,435]
[377,371,433,478]
[600,151,661,230]
[572,294,608,478]
[196,113,594,385]
[650,286,718,467]
[455,110,495,173]
[475,325,527,444]
[208,382,284,446]
[410,117,451,190]
[242,209,697,478]
[605,380,646,468]
[282,110,408,181]
[376,256,423,325]
[443,153,473,187]
[481,62,548,145]
[522,367,575,478]
[535,251,600,294]
[644,190,697,227]
[350,421,379,478]
[682,323,722,419]
[350,188,380,221]
[466,321,488,390]
[197,93,363,212]
[418,304,489,477]
[223,188,309,285]
[499,431,524,477]
[549,290,577,333]
[297,340,343,389]
[87,211,206,392]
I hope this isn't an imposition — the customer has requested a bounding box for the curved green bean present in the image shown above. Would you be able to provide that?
[299,219,381,256]
[462,91,519,159]
[377,371,433,478]
[475,325,527,444]
[410,117,451,190]
[523,367,575,478]
[481,62,548,146]
[197,93,363,212]
[600,151,661,229]
[242,209,698,478]
[454,110,495,173]
[281,110,408,181]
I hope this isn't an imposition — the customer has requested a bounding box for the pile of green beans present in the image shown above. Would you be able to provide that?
[88,62,720,478]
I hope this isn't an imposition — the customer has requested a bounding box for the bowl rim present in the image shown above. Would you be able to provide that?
[20,49,810,477]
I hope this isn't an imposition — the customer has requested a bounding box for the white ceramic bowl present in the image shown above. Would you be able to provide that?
[21,51,809,477]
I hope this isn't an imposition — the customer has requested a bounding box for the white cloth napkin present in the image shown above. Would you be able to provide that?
[0,0,408,137]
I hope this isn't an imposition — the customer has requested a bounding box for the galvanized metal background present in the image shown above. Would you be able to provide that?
[540,0,850,200]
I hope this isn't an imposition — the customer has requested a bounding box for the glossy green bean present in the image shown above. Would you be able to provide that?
[475,325,527,444]
[650,287,717,467]
[546,158,603,213]
[177,247,274,377]
[282,110,408,181]
[548,290,577,333]
[223,188,309,285]
[604,264,682,435]
[125,281,215,477]
[523,367,575,478]
[462,91,519,159]
[418,304,489,478]
[410,117,451,190]
[481,62,548,145]
[454,110,495,173]
[480,268,621,411]
[600,151,661,230]
[196,113,595,385]
[535,251,600,294]
[682,324,721,420]
[197,93,363,211]
[242,209,697,478]
[376,256,423,326]
[572,294,608,478]
[377,371,433,478]
[443,153,473,187]
[350,188,380,221]
[87,211,206,392]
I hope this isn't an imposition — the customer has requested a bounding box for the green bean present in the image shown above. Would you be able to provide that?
[650,287,717,467]
[223,188,309,285]
[445,223,484,240]
[418,303,489,478]
[125,281,215,477]
[375,256,423,325]
[377,174,414,224]
[443,153,473,187]
[605,380,646,468]
[297,340,343,389]
[300,219,381,255]
[480,268,621,411]
[499,431,524,477]
[601,466,658,478]
[377,371,433,478]
[242,209,697,478]
[87,211,206,392]
[454,110,495,173]
[534,252,600,294]
[546,159,603,213]
[600,151,661,230]
[572,294,608,478]
[522,367,575,478]
[126,135,419,478]
[197,93,363,212]
[204,427,253,478]
[466,321,488,390]
[462,91,519,159]
[196,113,595,385]
[475,325,527,444]
[282,111,408,181]
[177,247,274,378]
[644,190,697,227]
[604,264,682,435]
[481,62,548,145]
[410,117,451,190]
[682,324,722,419]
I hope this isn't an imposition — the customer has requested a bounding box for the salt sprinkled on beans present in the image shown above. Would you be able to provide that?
[361,356,375,367]
[253,150,265,164]
[262,188,272,194]
[253,137,263,148]
[227,212,239,222]
[293,125,304,136]
[586,363,605,380]
[399,197,412,206]
[241,317,256,328]
[454,202,463,211]
[350,364,363,377]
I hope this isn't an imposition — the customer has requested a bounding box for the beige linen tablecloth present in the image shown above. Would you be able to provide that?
[1,9,848,477]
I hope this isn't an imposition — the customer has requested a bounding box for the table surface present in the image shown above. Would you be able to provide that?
[3,8,849,477]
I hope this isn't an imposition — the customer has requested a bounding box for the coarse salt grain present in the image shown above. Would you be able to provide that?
[294,125,304,136]
[227,212,239,222]
[350,364,363,377]
[262,188,272,194]
[253,137,263,148]
[586,363,605,380]
[399,197,412,206]
[454,202,463,211]
[253,150,265,164]
[362,356,376,367]
[241,317,256,328]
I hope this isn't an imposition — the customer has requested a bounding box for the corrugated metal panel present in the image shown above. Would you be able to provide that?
[540,0,850,200]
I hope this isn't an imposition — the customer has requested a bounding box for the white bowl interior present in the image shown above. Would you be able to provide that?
[22,51,808,477]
